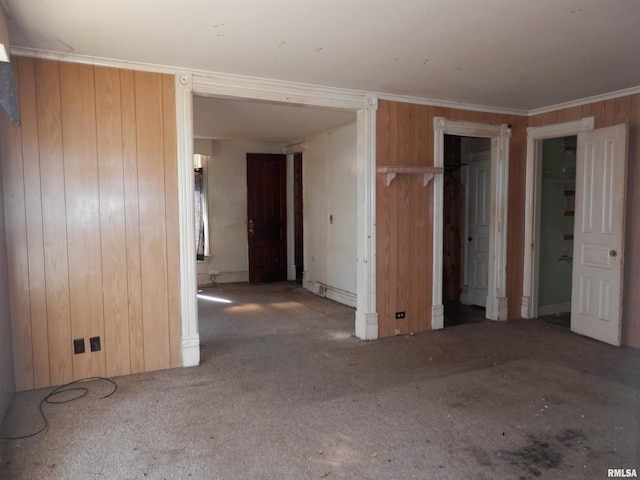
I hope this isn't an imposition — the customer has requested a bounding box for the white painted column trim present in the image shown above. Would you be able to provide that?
[488,124,511,321]
[355,95,378,340]
[521,117,594,318]
[175,72,200,367]
[432,118,446,329]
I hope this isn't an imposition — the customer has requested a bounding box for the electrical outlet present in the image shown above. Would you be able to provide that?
[395,311,405,319]
[90,336,101,352]
[73,338,85,354]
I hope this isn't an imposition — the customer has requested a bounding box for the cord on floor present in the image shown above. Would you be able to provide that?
[0,376,117,441]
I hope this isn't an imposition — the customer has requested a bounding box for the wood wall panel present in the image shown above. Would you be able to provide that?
[376,100,524,337]
[162,74,182,368]
[18,57,50,388]
[95,66,129,377]
[59,62,106,380]
[0,63,33,391]
[623,94,640,347]
[135,71,171,372]
[120,68,145,374]
[0,57,181,390]
[35,59,73,387]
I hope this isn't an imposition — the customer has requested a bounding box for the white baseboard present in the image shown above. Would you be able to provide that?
[305,280,357,308]
[210,271,249,284]
[538,302,571,317]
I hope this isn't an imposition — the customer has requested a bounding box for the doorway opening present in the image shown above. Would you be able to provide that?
[536,136,577,328]
[433,117,510,330]
[442,134,492,327]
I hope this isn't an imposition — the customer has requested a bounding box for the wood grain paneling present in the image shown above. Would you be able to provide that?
[35,59,73,386]
[135,71,171,372]
[60,62,106,380]
[0,57,181,389]
[95,66,129,377]
[0,62,33,391]
[376,100,523,337]
[162,74,182,368]
[18,57,50,388]
[120,68,145,374]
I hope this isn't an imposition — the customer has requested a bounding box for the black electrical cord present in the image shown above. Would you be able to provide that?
[0,376,117,441]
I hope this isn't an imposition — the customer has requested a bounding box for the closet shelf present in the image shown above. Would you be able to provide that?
[377,166,444,187]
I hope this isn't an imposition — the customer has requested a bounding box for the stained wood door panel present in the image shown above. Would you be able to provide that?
[247,153,287,283]
[1,57,180,390]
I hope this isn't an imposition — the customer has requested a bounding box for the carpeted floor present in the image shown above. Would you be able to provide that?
[1,282,639,479]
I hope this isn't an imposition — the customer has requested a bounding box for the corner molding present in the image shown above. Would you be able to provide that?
[175,71,200,367]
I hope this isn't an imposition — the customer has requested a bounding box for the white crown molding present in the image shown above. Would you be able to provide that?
[12,46,640,116]
[528,86,640,116]
[378,93,528,116]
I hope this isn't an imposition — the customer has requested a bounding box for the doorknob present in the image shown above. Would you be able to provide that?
[609,250,617,257]
[468,237,473,242]
[248,220,254,236]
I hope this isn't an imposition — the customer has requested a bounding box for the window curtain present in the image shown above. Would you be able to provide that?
[194,154,210,261]
[194,167,205,260]
[0,62,20,125]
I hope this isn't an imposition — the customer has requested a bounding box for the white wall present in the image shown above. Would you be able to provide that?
[196,140,283,285]
[538,137,575,314]
[303,121,357,306]
[0,165,15,422]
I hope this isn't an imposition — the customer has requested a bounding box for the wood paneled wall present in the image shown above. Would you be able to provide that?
[376,95,640,347]
[529,94,640,347]
[375,100,526,338]
[0,57,181,391]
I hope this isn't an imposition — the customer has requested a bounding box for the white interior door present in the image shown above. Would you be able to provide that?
[464,157,491,307]
[571,124,628,346]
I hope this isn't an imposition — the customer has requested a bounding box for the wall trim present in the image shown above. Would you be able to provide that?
[434,117,511,324]
[355,96,379,340]
[175,72,200,368]
[521,117,595,319]
[210,271,249,284]
[13,46,640,117]
[528,86,640,117]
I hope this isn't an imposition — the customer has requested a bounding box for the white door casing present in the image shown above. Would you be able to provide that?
[176,71,379,366]
[571,124,628,346]
[521,117,594,319]
[433,118,511,328]
[464,154,491,307]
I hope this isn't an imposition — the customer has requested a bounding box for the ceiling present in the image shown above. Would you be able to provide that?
[4,0,640,143]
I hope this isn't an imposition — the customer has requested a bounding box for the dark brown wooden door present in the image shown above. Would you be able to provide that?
[247,153,287,283]
[293,153,304,283]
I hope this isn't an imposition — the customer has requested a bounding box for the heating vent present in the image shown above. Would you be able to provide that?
[316,283,327,298]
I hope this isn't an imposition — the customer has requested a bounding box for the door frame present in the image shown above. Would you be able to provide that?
[433,118,511,328]
[521,117,594,319]
[175,72,379,366]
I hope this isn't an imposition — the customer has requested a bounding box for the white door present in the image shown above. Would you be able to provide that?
[464,157,491,307]
[571,124,628,346]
